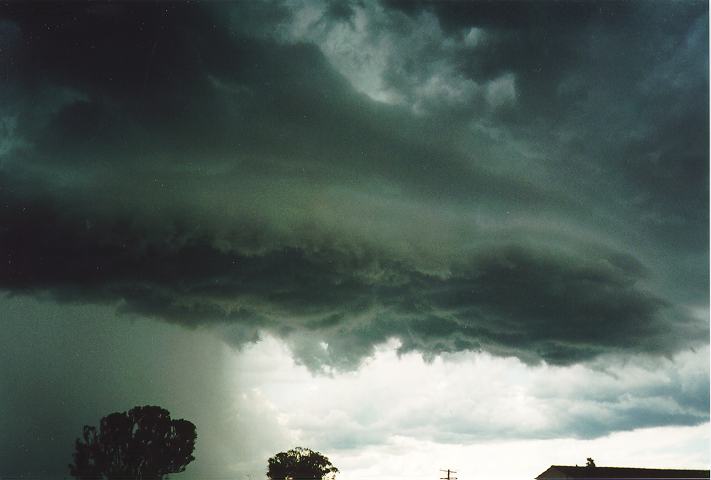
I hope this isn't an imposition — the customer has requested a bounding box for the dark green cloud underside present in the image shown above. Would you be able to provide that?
[0,1,707,369]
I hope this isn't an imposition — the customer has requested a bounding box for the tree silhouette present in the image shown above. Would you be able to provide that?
[69,405,196,480]
[586,458,596,468]
[267,447,338,480]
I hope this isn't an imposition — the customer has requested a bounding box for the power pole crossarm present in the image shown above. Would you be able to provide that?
[440,468,458,480]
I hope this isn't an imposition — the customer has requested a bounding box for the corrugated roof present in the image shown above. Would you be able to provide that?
[536,466,710,480]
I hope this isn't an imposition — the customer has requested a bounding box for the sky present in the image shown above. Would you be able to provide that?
[0,1,708,479]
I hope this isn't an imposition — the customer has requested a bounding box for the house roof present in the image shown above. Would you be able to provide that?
[536,466,710,480]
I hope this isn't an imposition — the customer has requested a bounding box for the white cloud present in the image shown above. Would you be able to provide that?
[224,335,708,479]
[463,27,485,48]
[275,0,512,114]
[330,424,710,480]
[276,0,402,104]
[485,73,517,108]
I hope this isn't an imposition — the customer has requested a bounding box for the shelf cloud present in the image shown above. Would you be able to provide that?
[1,1,707,370]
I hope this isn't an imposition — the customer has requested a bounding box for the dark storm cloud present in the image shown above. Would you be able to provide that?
[330,0,708,301]
[0,1,707,369]
[0,180,698,369]
[384,0,633,99]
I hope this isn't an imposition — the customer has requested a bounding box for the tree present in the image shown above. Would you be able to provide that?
[69,405,196,480]
[586,458,596,468]
[267,447,339,480]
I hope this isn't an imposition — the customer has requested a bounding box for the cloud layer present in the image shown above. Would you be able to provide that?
[231,337,710,449]
[0,1,707,369]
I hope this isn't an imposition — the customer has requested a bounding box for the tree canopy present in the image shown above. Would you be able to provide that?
[69,405,196,480]
[267,447,339,480]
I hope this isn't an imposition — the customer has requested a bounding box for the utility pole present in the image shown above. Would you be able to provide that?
[441,469,458,480]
